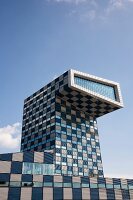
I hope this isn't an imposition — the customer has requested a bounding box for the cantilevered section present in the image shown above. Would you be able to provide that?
[59,69,123,118]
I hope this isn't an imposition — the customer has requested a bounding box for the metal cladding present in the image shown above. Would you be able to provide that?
[59,69,124,118]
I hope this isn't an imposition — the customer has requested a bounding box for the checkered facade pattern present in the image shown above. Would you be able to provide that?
[0,152,133,200]
[54,97,103,177]
[22,70,112,177]
[21,70,69,152]
[21,69,123,152]
[0,69,130,199]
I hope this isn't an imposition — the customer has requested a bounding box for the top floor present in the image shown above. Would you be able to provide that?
[23,69,123,118]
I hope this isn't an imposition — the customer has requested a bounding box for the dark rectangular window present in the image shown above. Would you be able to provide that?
[98,178,106,184]
[43,175,53,182]
[32,188,43,200]
[90,188,99,200]
[11,161,22,174]
[0,153,12,161]
[0,173,10,182]
[53,187,63,200]
[44,152,53,164]
[81,177,89,184]
[122,190,130,200]
[8,187,21,200]
[23,152,34,162]
[61,157,67,162]
[63,176,72,183]
[106,189,115,199]
[113,178,121,185]
[22,174,33,182]
[73,188,82,200]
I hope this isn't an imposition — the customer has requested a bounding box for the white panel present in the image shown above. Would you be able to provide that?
[0,188,8,200]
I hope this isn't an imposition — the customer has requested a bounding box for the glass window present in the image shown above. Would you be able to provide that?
[33,163,43,175]
[73,183,80,188]
[33,182,43,187]
[114,184,120,189]
[90,183,98,188]
[54,182,63,187]
[121,184,128,189]
[10,182,21,187]
[129,185,133,189]
[22,163,33,174]
[74,76,116,101]
[98,183,105,188]
[82,183,89,187]
[106,184,113,189]
[43,164,54,175]
[43,182,53,187]
[63,183,72,187]
[22,162,54,175]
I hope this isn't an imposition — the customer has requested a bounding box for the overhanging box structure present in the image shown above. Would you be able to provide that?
[0,69,132,200]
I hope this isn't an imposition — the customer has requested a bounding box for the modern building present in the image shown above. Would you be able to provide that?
[0,69,133,200]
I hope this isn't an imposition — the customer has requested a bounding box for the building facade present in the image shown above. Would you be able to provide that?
[0,151,133,200]
[0,69,132,200]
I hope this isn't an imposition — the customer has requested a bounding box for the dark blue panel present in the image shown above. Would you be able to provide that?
[63,70,68,77]
[90,188,99,200]
[0,153,12,161]
[113,178,121,185]
[53,187,63,200]
[63,175,72,183]
[8,187,21,200]
[106,189,115,199]
[73,188,82,200]
[44,152,53,164]
[122,190,130,200]
[43,175,53,182]
[127,179,133,185]
[22,174,32,182]
[0,173,10,181]
[98,177,106,184]
[11,161,22,174]
[81,177,89,184]
[32,188,43,200]
[23,152,34,162]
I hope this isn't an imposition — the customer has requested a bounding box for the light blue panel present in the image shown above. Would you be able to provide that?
[22,162,54,175]
[74,76,116,101]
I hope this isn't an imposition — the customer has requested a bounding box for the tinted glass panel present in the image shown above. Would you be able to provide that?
[8,187,21,200]
[54,187,63,200]
[33,163,43,175]
[73,188,82,200]
[0,153,12,161]
[0,173,10,181]
[32,188,43,200]
[22,163,33,174]
[11,162,22,174]
[22,162,54,175]
[74,76,116,101]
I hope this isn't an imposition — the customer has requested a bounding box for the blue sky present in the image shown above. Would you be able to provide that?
[0,0,133,178]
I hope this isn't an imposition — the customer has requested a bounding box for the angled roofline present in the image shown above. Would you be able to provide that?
[68,69,124,108]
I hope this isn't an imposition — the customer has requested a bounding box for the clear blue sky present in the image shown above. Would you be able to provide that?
[0,0,133,178]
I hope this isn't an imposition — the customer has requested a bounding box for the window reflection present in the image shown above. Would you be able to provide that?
[74,76,116,101]
[22,162,54,175]
[33,163,43,175]
[22,163,33,174]
[43,164,54,175]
